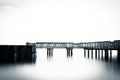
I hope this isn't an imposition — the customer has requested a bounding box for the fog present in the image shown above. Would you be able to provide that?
[0,1,120,79]
[0,0,120,44]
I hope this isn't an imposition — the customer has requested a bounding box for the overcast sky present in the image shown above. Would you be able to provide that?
[0,0,120,44]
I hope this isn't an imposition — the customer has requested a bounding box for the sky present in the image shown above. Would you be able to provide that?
[0,0,120,44]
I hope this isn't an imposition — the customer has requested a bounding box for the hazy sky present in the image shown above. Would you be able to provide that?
[0,0,120,44]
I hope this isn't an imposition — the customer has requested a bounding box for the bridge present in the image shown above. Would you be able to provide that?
[26,40,120,60]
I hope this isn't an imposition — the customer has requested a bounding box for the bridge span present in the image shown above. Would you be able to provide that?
[26,40,120,60]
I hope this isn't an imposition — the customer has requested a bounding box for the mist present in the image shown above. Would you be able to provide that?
[0,0,120,44]
[0,1,120,79]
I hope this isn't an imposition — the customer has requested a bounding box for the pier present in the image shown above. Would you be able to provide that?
[0,40,120,63]
[0,45,36,63]
[26,40,120,61]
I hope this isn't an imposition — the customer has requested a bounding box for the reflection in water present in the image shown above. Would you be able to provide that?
[0,49,120,80]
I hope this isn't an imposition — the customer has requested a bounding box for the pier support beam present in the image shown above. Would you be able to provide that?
[47,48,53,59]
[87,49,89,58]
[95,50,97,59]
[105,50,109,61]
[101,50,103,60]
[67,48,73,58]
[98,50,100,59]
[110,50,112,60]
[117,50,120,62]
[91,50,93,59]
[84,49,86,58]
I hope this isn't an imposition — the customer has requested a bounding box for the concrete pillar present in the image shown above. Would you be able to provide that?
[117,50,120,62]
[47,48,53,59]
[110,50,112,60]
[105,50,109,61]
[84,49,86,58]
[95,50,97,59]
[87,49,89,58]
[91,50,93,59]
[67,48,73,58]
[101,50,103,60]
[98,50,100,59]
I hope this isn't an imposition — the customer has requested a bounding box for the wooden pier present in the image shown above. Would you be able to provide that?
[26,40,120,61]
[0,40,120,63]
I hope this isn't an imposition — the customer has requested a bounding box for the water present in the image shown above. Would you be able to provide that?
[0,49,120,80]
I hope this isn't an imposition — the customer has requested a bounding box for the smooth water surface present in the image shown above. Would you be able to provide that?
[0,49,120,80]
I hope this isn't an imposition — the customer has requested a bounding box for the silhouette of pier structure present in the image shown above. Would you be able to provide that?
[0,45,36,63]
[26,40,120,61]
[0,40,120,63]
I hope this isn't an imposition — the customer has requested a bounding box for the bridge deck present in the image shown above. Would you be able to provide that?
[26,40,120,50]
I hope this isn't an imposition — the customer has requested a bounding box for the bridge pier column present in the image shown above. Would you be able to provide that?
[101,50,103,60]
[91,50,93,59]
[105,50,109,61]
[87,49,89,58]
[117,50,120,62]
[47,48,53,59]
[84,49,86,58]
[110,50,112,60]
[95,50,97,59]
[67,48,73,58]
[98,50,100,59]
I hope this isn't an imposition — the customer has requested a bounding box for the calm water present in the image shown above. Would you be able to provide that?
[0,49,120,80]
